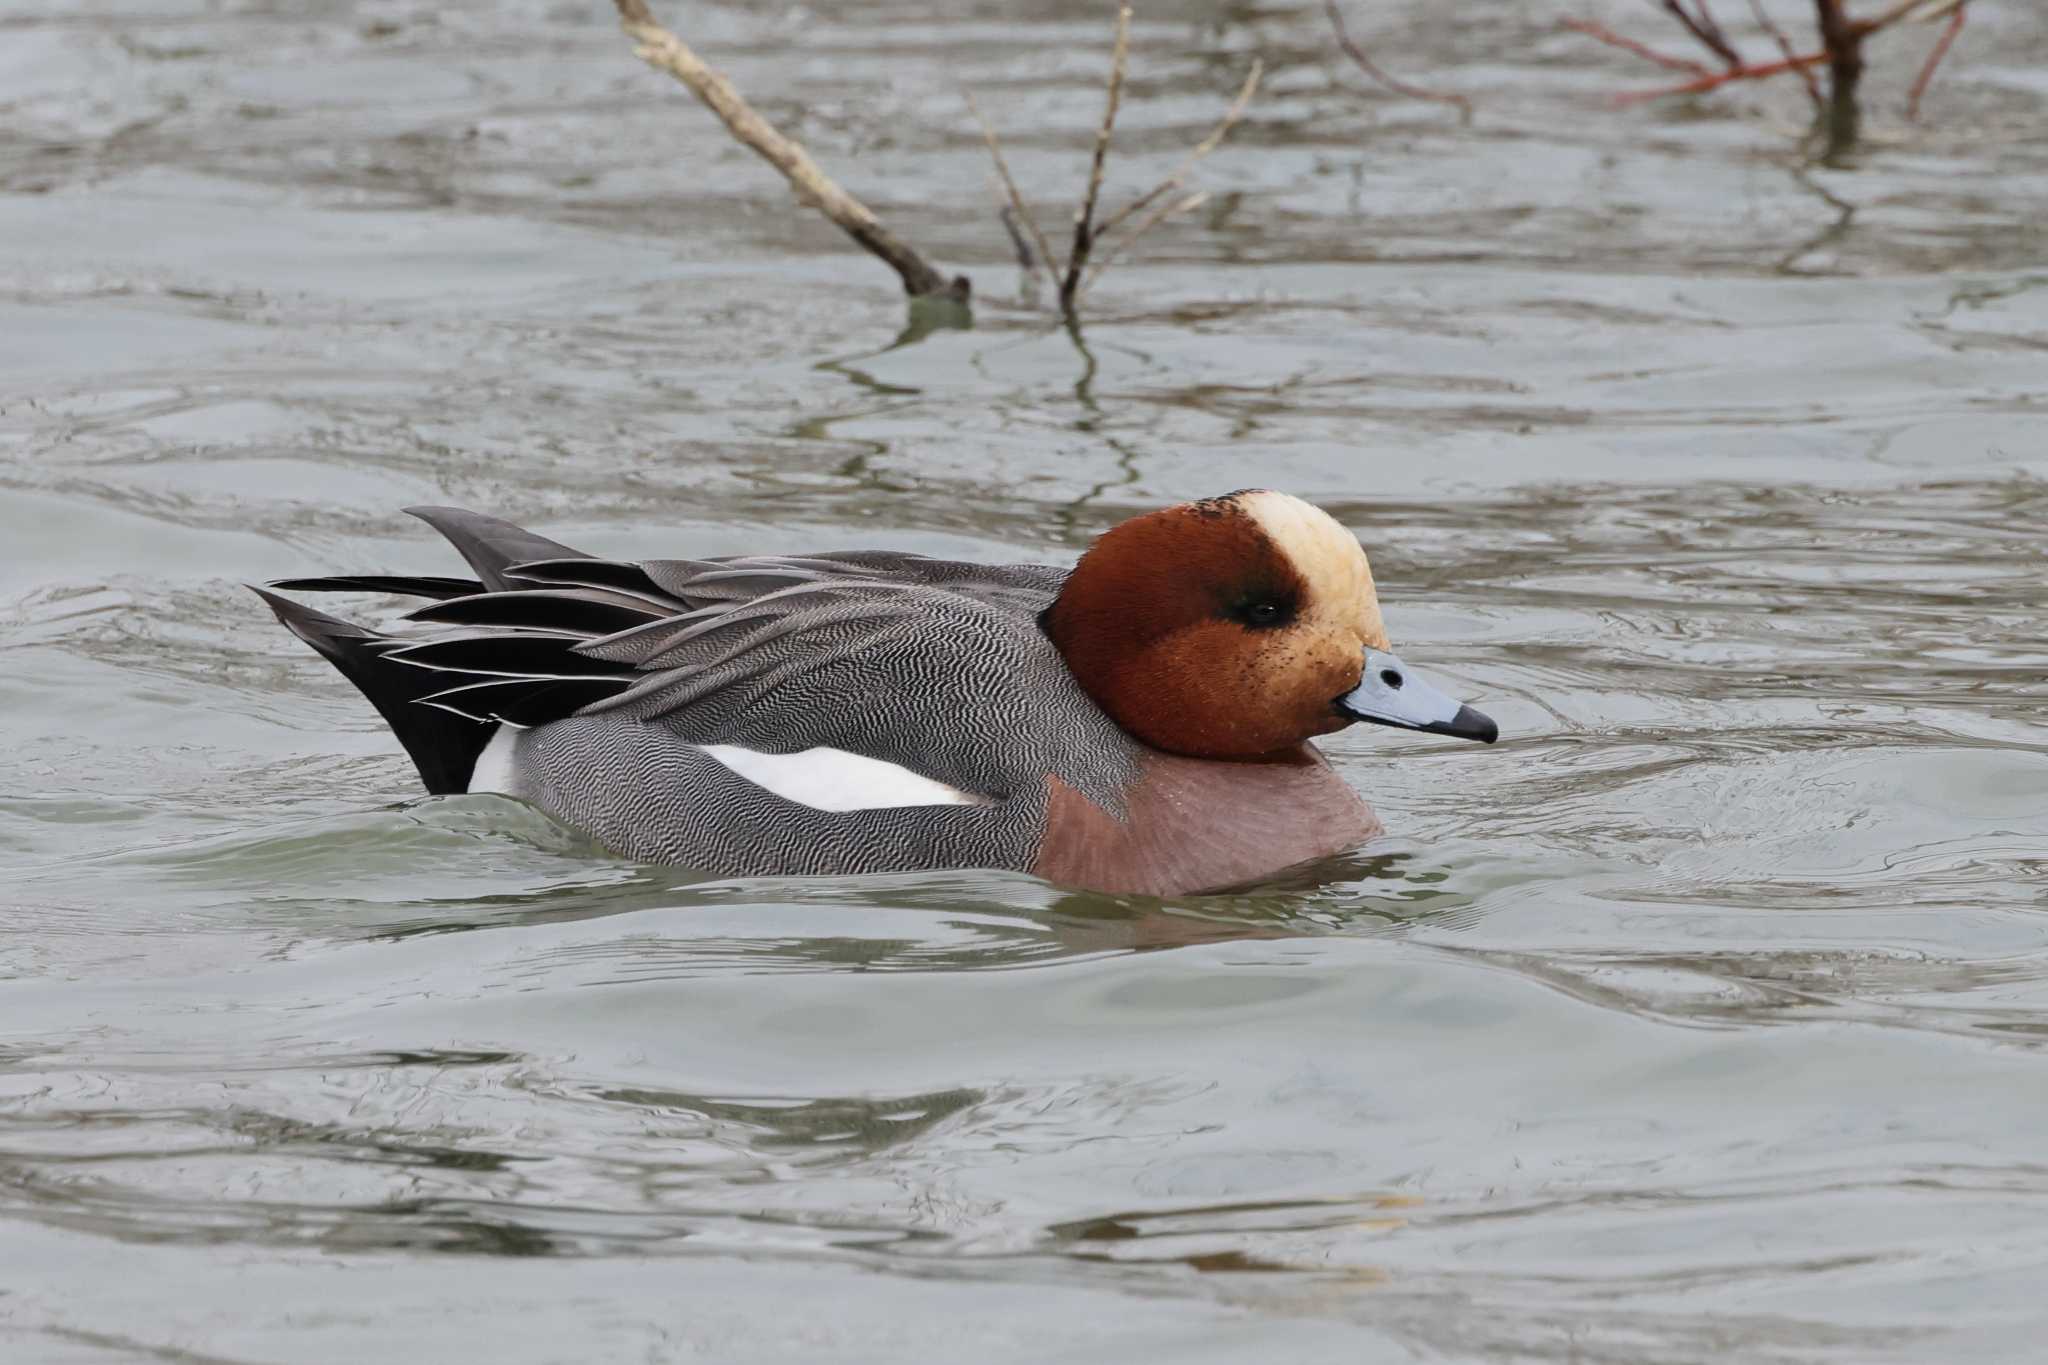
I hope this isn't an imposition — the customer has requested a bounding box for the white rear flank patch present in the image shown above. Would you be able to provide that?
[699,743,989,812]
[468,724,522,796]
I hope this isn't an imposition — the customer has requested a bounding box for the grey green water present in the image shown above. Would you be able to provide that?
[3,1,2046,1360]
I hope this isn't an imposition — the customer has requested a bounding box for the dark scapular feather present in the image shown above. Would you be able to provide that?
[405,590,662,637]
[502,558,675,601]
[385,634,633,678]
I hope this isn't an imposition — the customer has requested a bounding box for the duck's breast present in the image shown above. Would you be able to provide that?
[1032,745,1381,897]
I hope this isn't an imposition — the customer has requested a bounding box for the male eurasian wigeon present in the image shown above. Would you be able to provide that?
[254,491,1496,895]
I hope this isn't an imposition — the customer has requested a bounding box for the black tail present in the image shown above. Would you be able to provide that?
[251,587,495,795]
[254,509,667,792]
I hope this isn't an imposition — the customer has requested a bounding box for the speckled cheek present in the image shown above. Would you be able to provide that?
[1297,628,1369,697]
[1258,627,1365,738]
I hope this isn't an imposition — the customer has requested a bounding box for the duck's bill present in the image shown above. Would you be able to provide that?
[1336,648,1498,744]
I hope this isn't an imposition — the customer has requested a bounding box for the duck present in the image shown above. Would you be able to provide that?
[253,490,1497,896]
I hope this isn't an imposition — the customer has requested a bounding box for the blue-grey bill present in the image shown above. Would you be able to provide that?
[1337,648,1498,744]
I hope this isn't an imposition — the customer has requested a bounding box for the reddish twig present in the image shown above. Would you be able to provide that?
[1561,17,1715,74]
[1571,0,1960,156]
[1906,1,1967,119]
[1325,0,1473,117]
[1610,47,1830,105]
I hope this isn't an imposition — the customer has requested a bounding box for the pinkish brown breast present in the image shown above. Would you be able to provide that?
[1030,745,1382,897]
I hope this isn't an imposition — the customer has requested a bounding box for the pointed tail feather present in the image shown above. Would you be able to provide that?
[268,574,483,600]
[404,506,592,593]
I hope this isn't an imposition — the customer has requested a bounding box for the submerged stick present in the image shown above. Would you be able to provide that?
[611,0,967,301]
[1812,0,1866,155]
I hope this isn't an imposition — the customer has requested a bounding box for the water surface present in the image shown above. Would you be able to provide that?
[3,1,2046,1360]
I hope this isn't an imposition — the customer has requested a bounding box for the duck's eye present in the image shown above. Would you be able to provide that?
[1228,594,1296,629]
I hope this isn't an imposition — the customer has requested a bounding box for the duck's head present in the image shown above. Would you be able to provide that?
[1042,489,1497,760]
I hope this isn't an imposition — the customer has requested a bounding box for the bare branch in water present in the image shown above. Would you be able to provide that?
[1058,6,1133,319]
[610,0,966,301]
[999,207,1038,274]
[1568,0,1964,152]
[1091,59,1261,250]
[1907,1,1967,120]
[1561,18,1715,74]
[1748,0,1825,106]
[1082,191,1208,294]
[968,11,1259,321]
[1660,0,1744,68]
[1609,47,1830,105]
[966,91,1059,291]
[1325,0,1474,118]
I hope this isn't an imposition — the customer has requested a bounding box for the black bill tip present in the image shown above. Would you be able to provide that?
[1423,704,1498,745]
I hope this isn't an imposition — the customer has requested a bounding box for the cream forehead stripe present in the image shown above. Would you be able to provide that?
[1236,491,1379,624]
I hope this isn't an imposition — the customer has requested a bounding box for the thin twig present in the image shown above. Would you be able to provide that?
[1058,6,1131,318]
[1661,0,1743,67]
[1852,0,1947,37]
[1906,0,1967,119]
[971,17,1259,314]
[1325,0,1473,116]
[1081,191,1207,294]
[1611,47,1831,104]
[965,90,1058,287]
[610,0,965,300]
[1560,19,1715,74]
[1091,58,1261,246]
[1574,0,1961,146]
[1747,0,1824,106]
[999,207,1037,274]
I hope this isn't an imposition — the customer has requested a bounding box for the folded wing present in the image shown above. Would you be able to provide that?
[255,508,1081,799]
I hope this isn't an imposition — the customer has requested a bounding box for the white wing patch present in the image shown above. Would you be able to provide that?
[699,743,990,812]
